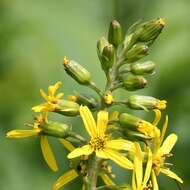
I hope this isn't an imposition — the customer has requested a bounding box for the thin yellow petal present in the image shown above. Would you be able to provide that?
[79,106,97,138]
[40,89,48,101]
[132,169,137,190]
[151,170,159,190]
[161,168,183,183]
[6,129,40,138]
[40,135,58,172]
[152,109,161,126]
[32,103,55,112]
[160,115,168,145]
[134,143,143,188]
[97,110,108,138]
[96,150,108,159]
[106,139,135,152]
[104,149,133,170]
[143,148,152,187]
[48,81,62,97]
[159,133,177,155]
[56,92,64,99]
[67,145,93,159]
[100,174,115,185]
[59,139,75,152]
[53,169,78,190]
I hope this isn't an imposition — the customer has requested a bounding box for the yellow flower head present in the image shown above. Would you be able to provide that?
[67,106,135,170]
[32,81,64,113]
[6,113,58,172]
[103,92,114,105]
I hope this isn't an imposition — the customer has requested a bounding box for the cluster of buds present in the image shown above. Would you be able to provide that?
[6,18,183,190]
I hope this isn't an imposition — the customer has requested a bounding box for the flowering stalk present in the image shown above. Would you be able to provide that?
[6,17,183,190]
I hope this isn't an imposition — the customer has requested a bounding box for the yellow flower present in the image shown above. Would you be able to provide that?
[67,106,134,170]
[132,143,152,190]
[150,115,183,189]
[6,114,58,172]
[103,92,114,105]
[53,139,115,190]
[32,81,64,112]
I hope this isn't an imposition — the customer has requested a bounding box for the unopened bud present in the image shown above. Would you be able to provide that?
[63,57,91,85]
[136,18,165,43]
[127,95,167,111]
[125,43,148,62]
[56,99,79,116]
[101,44,115,70]
[103,92,114,105]
[42,122,71,138]
[108,20,122,47]
[97,37,109,60]
[130,61,156,75]
[70,93,99,109]
[121,74,147,91]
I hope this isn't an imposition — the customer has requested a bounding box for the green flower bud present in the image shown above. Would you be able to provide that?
[119,112,141,129]
[42,122,71,138]
[101,44,115,70]
[130,61,156,75]
[55,99,79,116]
[125,43,149,62]
[97,37,109,59]
[63,57,91,84]
[69,93,99,109]
[135,18,165,44]
[108,20,122,47]
[127,95,167,111]
[121,74,147,91]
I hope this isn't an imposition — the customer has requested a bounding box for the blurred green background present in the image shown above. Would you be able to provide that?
[0,0,189,189]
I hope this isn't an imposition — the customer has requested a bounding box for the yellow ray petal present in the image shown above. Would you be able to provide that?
[160,115,168,145]
[53,169,78,190]
[40,135,58,172]
[32,103,55,112]
[96,150,108,159]
[159,133,177,155]
[106,139,135,152]
[100,174,115,185]
[151,170,159,190]
[161,168,183,183]
[143,148,152,187]
[152,109,161,126]
[59,139,75,152]
[40,89,48,101]
[67,145,93,159]
[132,170,137,190]
[56,92,64,99]
[79,106,97,138]
[134,143,143,188]
[97,110,108,138]
[104,149,133,170]
[48,81,62,97]
[6,129,40,138]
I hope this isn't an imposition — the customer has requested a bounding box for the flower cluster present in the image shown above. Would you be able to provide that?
[6,18,183,190]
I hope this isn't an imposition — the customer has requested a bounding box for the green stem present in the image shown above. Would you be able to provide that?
[88,81,103,97]
[85,154,101,190]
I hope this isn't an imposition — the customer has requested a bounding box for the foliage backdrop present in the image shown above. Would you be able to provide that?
[0,0,189,189]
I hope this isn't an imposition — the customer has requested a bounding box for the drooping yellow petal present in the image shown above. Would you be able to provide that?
[106,139,135,152]
[97,110,108,138]
[59,139,75,152]
[134,143,143,188]
[6,129,40,138]
[151,170,159,190]
[53,169,78,190]
[159,133,177,155]
[67,145,93,159]
[161,168,183,183]
[40,135,58,172]
[160,115,168,145]
[79,106,97,138]
[103,149,133,170]
[96,150,108,159]
[142,148,152,187]
[152,109,161,126]
[100,174,115,185]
